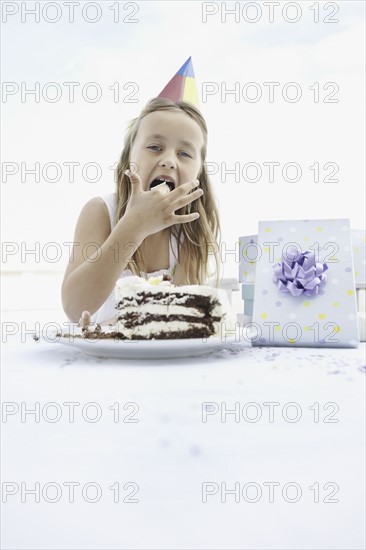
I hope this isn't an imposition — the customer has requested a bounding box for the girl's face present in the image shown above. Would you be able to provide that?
[130,110,204,191]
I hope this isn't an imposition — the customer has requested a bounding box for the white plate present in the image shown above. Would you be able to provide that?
[54,328,246,359]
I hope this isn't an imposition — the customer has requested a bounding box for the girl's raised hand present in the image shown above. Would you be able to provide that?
[123,170,203,238]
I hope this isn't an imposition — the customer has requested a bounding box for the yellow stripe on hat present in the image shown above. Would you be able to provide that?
[183,76,199,108]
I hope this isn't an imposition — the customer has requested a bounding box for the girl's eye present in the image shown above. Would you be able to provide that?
[147,145,192,158]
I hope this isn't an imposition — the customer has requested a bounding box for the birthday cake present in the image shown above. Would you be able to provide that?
[82,274,225,340]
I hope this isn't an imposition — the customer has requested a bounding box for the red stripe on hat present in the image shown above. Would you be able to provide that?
[158,74,185,102]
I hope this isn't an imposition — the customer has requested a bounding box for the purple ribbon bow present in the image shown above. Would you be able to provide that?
[273,246,328,297]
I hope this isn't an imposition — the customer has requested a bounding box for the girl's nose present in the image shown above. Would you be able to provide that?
[159,155,177,170]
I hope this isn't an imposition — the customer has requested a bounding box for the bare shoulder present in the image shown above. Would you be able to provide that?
[77,196,111,234]
[62,196,112,282]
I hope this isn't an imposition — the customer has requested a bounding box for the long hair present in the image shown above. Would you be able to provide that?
[114,97,221,286]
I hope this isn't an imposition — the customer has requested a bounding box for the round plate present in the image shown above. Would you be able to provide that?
[54,328,247,359]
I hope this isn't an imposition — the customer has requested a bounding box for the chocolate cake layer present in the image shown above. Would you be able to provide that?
[80,275,227,341]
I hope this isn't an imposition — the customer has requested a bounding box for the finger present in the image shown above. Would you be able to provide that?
[79,311,91,327]
[125,169,142,194]
[170,178,200,198]
[171,212,200,224]
[170,188,204,211]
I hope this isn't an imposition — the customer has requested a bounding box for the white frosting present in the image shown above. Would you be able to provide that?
[115,275,222,301]
[115,275,171,296]
[116,320,211,339]
[117,304,206,318]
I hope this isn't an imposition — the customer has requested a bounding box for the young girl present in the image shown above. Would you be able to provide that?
[61,97,221,325]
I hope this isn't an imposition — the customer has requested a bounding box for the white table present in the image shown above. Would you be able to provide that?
[1,309,365,550]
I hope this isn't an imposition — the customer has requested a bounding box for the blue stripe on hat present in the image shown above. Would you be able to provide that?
[176,56,195,78]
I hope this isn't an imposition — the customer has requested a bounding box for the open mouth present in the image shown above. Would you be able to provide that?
[149,178,175,192]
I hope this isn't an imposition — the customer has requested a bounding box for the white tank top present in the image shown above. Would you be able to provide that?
[91,193,180,324]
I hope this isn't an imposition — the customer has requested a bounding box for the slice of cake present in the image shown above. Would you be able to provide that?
[114,274,225,340]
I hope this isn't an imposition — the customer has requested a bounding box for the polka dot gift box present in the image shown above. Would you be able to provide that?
[351,229,366,288]
[238,234,258,284]
[251,219,359,348]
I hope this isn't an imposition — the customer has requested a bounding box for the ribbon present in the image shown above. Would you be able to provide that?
[272,246,328,297]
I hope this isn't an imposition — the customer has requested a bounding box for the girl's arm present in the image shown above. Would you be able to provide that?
[62,197,145,322]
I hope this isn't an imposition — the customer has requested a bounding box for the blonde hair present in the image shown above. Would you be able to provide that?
[114,97,221,286]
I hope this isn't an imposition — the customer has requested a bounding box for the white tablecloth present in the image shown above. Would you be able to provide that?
[1,310,365,550]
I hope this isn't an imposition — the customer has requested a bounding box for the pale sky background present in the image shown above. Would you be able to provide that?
[1,0,365,280]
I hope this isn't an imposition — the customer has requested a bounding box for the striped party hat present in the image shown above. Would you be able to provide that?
[157,57,199,108]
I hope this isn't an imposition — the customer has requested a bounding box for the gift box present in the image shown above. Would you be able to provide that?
[241,283,255,316]
[352,229,366,288]
[238,235,258,283]
[250,219,359,348]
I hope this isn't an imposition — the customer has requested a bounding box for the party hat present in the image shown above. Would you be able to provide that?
[157,56,199,108]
